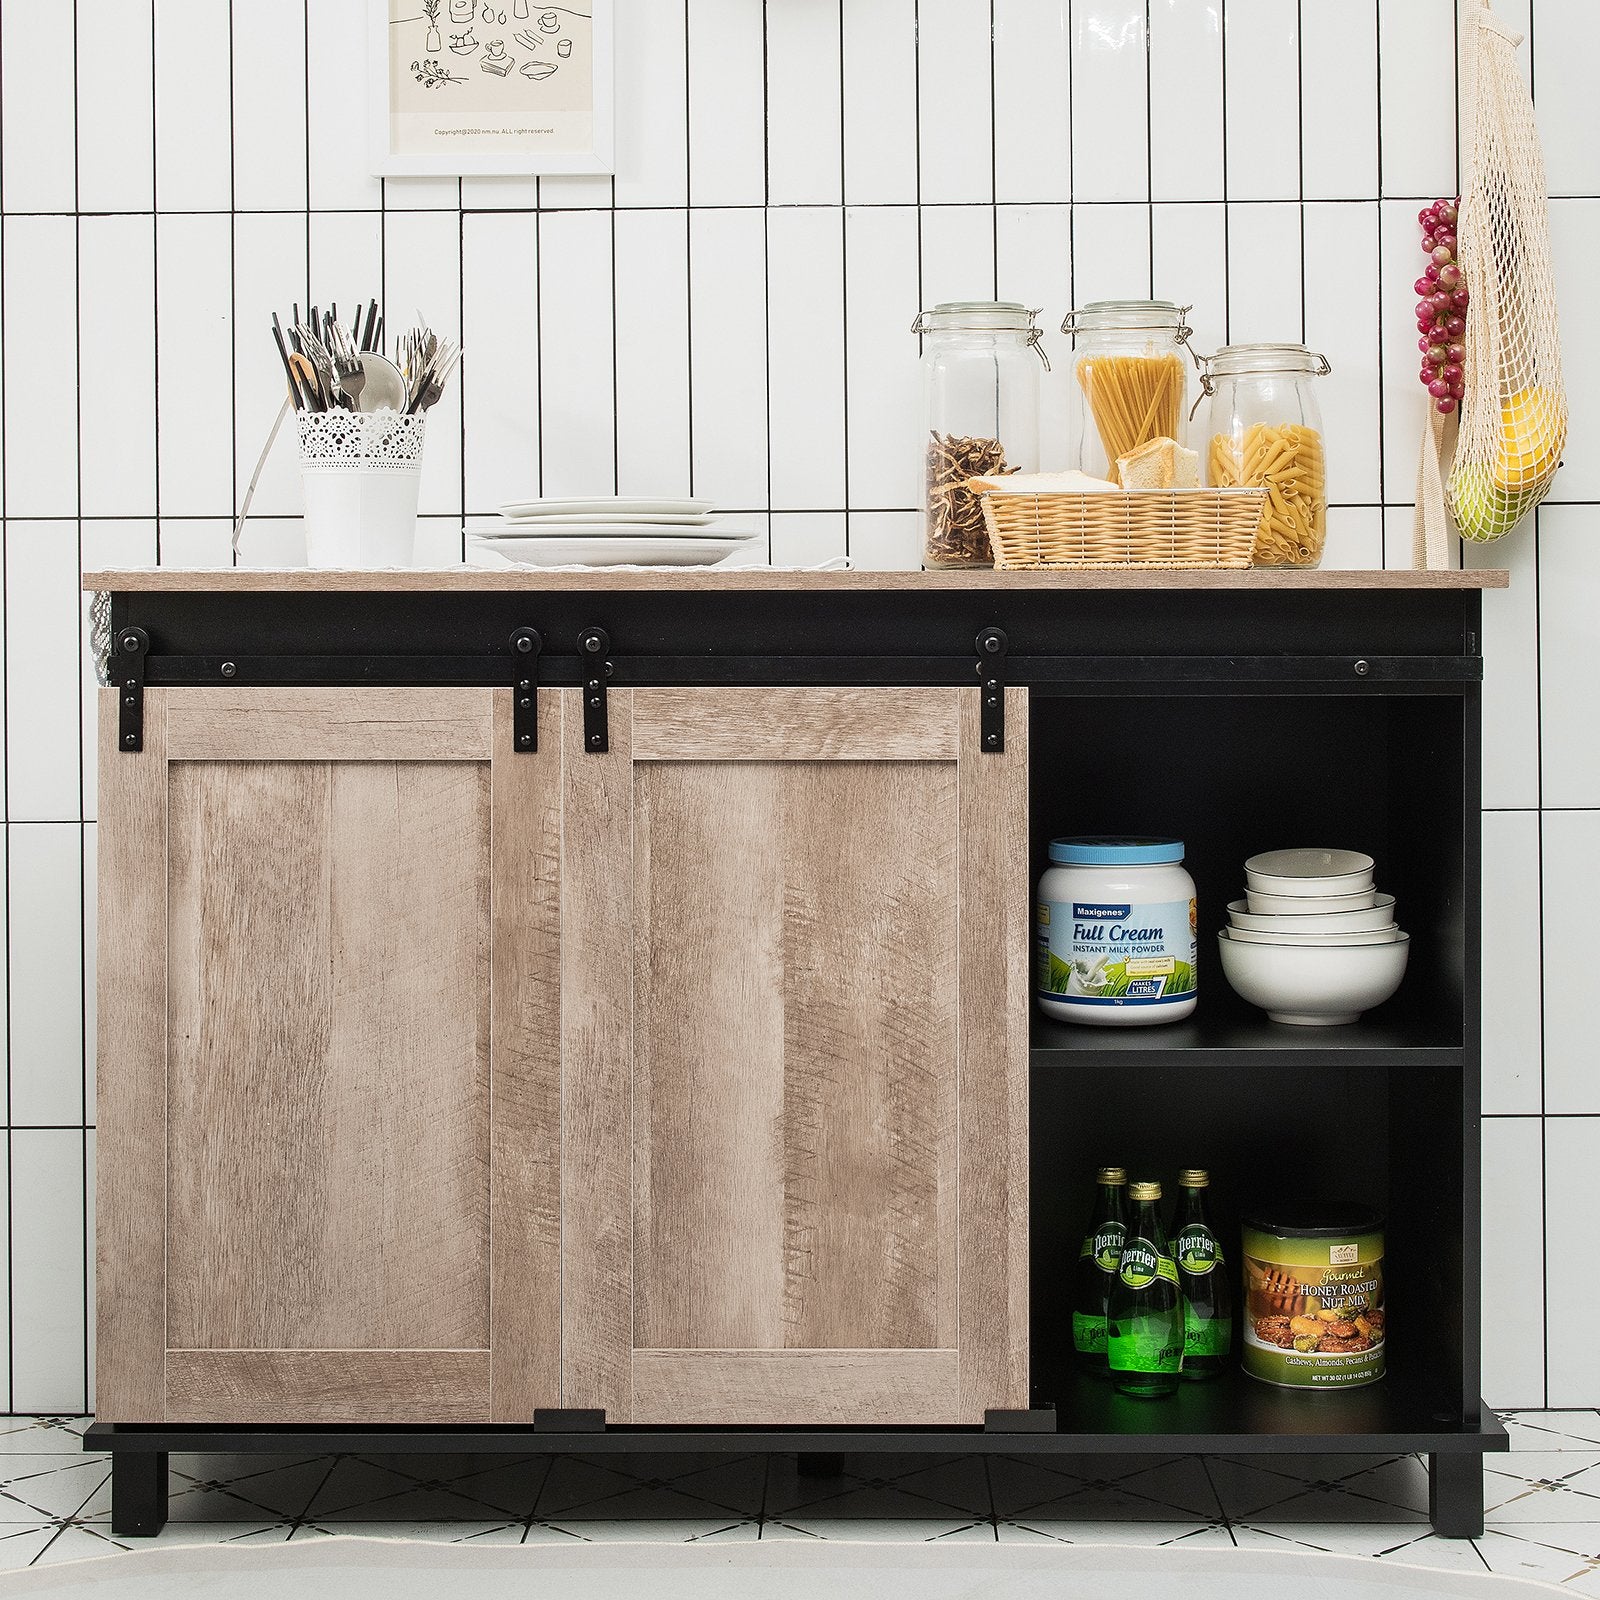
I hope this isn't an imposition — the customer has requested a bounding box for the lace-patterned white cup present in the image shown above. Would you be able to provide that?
[296,411,427,568]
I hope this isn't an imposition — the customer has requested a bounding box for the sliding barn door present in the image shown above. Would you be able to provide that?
[96,687,561,1423]
[561,686,1030,1425]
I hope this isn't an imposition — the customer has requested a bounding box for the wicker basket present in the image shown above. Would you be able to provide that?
[974,486,1267,571]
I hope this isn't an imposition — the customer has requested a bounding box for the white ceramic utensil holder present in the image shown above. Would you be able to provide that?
[296,411,426,568]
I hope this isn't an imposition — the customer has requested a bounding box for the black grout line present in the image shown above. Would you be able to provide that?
[64,501,1600,523]
[22,192,1600,218]
[1296,0,1306,349]
[837,1,850,556]
[71,0,88,1419]
[1144,0,1154,299]
[990,0,1000,294]
[761,0,772,562]
[1220,0,1231,346]
[1,0,10,1427]
[682,0,693,500]
[226,0,239,571]
[609,177,619,502]
[1372,0,1386,551]
[1532,509,1549,1407]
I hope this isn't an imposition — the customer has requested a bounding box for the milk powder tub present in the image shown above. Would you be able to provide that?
[1035,838,1198,1026]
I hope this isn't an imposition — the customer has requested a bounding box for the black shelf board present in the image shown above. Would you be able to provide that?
[87,1386,1506,1459]
[1039,1368,1506,1454]
[1031,996,1464,1067]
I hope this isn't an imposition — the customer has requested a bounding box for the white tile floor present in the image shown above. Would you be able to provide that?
[4,1413,1600,1585]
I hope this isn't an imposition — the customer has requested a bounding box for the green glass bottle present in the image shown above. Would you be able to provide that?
[1072,1167,1128,1375]
[1174,1168,1232,1380]
[1108,1180,1183,1397]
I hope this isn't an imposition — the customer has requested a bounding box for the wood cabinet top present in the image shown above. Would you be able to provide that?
[83,566,1510,594]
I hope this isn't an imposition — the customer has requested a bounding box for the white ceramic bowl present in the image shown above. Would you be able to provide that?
[1227,894,1397,933]
[1216,928,1410,1026]
[1245,885,1380,914]
[1224,924,1402,947]
[1243,848,1376,897]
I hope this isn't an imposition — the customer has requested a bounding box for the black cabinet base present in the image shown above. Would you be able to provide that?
[90,1417,1504,1540]
[1428,1449,1486,1539]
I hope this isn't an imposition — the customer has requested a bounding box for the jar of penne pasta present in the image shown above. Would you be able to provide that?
[913,302,1048,567]
[1061,300,1197,482]
[1202,343,1332,567]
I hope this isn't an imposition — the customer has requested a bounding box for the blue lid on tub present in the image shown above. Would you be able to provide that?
[1049,837,1186,866]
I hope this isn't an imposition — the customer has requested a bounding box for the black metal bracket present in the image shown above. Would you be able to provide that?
[510,628,542,752]
[533,1408,607,1433]
[976,627,1007,752]
[114,627,150,752]
[984,1406,1058,1434]
[579,626,611,753]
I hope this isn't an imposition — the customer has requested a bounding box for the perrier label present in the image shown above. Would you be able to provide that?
[1072,1166,1128,1375]
[1107,1180,1183,1397]
[1174,1168,1232,1380]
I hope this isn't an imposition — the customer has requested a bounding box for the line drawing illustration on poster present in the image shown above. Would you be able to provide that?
[370,0,612,176]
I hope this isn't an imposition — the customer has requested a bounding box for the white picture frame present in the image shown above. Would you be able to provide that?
[369,0,613,176]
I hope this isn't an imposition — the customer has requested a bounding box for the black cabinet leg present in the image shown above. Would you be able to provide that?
[796,1452,845,1480]
[111,1452,169,1538]
[1428,1452,1484,1538]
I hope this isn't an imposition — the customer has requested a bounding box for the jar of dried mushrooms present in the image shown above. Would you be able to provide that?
[913,301,1047,568]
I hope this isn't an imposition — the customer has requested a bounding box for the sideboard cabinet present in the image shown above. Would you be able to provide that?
[86,567,1504,1540]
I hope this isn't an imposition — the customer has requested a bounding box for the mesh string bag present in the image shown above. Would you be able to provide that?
[1437,0,1566,551]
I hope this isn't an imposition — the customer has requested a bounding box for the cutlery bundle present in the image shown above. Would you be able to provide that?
[267,301,458,417]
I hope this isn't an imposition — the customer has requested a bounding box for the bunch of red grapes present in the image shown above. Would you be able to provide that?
[1415,198,1468,415]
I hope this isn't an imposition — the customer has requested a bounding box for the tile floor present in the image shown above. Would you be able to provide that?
[5,1413,1600,1586]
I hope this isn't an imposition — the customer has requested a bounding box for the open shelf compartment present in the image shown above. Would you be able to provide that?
[1026,687,1480,1442]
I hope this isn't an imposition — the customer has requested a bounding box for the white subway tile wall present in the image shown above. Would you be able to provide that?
[0,0,1591,1414]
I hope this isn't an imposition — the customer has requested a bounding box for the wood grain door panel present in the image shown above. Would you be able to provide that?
[564,686,1028,1426]
[96,687,561,1423]
[165,759,492,1353]
[633,759,956,1355]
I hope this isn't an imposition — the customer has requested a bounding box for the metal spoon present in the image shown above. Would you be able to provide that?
[356,353,408,412]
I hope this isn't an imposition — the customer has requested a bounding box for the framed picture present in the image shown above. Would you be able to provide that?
[369,0,613,176]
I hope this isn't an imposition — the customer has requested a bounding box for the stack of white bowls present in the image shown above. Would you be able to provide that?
[1216,849,1410,1026]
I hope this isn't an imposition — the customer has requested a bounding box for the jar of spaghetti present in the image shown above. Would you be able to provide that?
[1061,301,1196,482]
[912,302,1048,568]
[1202,343,1332,567]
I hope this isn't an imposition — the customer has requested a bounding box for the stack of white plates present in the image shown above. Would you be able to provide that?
[470,498,759,568]
[1215,849,1410,1026]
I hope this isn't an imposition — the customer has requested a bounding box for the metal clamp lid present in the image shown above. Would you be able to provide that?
[911,303,1052,370]
[1189,343,1332,420]
[1060,300,1194,347]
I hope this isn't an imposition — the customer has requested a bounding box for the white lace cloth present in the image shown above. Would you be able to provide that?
[296,411,427,470]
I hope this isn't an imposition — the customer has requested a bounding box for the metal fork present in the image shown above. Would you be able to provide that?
[326,318,366,410]
[295,326,343,410]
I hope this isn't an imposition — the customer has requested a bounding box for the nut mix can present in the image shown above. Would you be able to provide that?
[1241,1205,1385,1390]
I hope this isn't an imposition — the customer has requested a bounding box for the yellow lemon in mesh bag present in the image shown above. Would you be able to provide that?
[1493,387,1565,493]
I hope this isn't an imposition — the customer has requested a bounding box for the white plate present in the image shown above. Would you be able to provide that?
[498,497,719,518]
[471,533,755,568]
[491,519,738,539]
[499,512,719,528]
